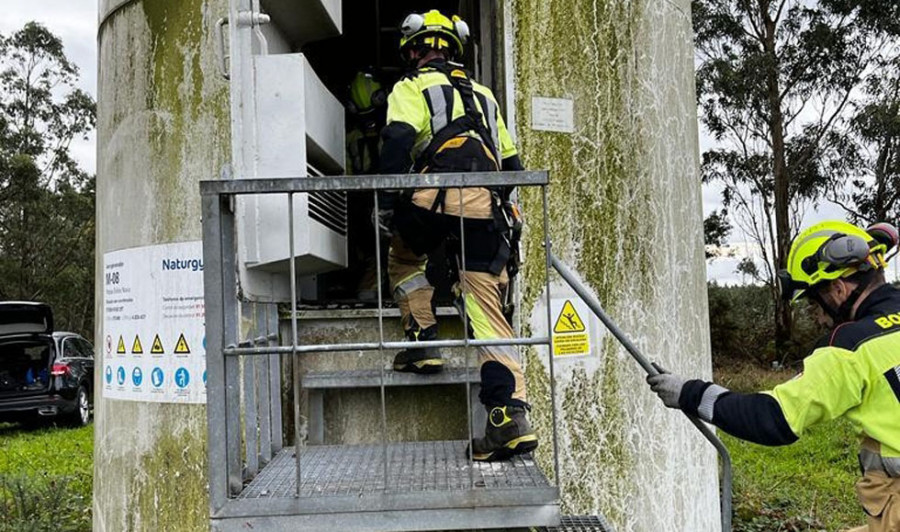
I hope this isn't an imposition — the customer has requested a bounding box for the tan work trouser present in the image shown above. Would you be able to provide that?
[843,470,900,532]
[388,232,527,405]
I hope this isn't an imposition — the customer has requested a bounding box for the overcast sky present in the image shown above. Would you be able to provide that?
[3,2,875,284]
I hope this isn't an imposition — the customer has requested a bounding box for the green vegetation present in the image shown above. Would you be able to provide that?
[708,282,823,364]
[0,423,92,532]
[716,363,865,531]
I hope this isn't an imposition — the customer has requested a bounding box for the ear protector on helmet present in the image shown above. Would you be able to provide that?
[451,15,470,45]
[867,222,899,260]
[800,233,872,276]
[400,13,425,37]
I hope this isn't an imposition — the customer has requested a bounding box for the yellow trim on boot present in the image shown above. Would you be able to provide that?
[504,433,538,449]
[413,359,445,369]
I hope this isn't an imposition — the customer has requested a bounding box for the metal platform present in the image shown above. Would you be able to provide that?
[543,515,616,532]
[303,368,479,389]
[211,441,559,531]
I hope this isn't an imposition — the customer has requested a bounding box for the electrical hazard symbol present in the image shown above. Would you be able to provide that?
[151,335,165,354]
[551,299,591,357]
[117,335,127,354]
[174,333,191,354]
[554,300,586,333]
[132,335,144,354]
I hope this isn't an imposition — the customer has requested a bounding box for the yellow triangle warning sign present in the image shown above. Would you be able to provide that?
[116,335,127,354]
[132,335,143,354]
[174,333,191,354]
[553,300,586,333]
[151,334,165,354]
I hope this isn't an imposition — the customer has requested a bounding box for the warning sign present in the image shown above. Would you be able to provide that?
[554,300,586,333]
[551,298,591,357]
[174,333,191,354]
[117,336,127,354]
[151,335,165,354]
[132,335,144,354]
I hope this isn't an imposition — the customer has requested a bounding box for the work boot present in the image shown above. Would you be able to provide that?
[392,325,444,374]
[468,405,538,461]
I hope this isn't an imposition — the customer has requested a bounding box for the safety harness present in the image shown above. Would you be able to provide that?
[406,61,522,277]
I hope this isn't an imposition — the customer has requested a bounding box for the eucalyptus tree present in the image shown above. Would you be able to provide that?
[694,0,900,356]
[0,22,96,336]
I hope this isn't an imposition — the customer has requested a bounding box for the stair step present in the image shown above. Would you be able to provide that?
[211,441,559,531]
[303,368,479,389]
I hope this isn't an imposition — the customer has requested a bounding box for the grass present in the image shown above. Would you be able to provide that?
[0,365,869,532]
[0,422,93,532]
[715,362,866,531]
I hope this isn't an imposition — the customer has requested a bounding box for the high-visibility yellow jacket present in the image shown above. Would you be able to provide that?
[681,284,900,468]
[378,61,522,218]
[382,65,518,167]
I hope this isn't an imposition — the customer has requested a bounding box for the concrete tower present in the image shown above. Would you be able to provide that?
[94,1,228,530]
[94,0,718,530]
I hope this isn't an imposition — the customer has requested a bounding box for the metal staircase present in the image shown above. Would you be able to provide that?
[202,171,562,531]
[200,170,734,532]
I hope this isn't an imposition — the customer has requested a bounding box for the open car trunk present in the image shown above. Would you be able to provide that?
[0,302,55,397]
[0,337,54,397]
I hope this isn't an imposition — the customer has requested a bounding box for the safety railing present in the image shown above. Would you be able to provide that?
[200,170,732,531]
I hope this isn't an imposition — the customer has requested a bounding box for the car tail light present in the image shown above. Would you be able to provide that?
[51,363,71,376]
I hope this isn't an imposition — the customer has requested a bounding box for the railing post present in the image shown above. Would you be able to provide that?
[267,304,283,453]
[202,192,227,514]
[373,191,389,491]
[221,197,243,496]
[288,192,302,497]
[541,185,562,489]
[256,304,273,465]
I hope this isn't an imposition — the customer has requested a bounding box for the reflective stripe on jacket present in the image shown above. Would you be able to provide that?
[385,67,517,162]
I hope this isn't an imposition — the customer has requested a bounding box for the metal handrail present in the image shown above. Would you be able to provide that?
[549,254,732,532]
[198,170,549,196]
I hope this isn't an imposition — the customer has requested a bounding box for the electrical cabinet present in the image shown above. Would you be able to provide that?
[245,53,347,275]
[228,0,346,301]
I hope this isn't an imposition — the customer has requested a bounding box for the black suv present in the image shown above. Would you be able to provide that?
[0,302,94,426]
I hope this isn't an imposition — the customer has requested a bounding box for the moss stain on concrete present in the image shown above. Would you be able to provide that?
[512,0,648,519]
[141,0,230,242]
[129,415,209,531]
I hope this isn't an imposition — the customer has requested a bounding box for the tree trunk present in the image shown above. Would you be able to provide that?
[763,3,793,358]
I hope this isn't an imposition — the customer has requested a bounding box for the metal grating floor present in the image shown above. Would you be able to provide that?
[543,515,616,532]
[239,440,549,499]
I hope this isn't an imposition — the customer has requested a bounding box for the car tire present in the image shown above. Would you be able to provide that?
[65,385,91,427]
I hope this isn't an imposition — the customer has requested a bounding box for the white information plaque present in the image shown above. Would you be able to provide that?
[102,241,207,404]
[531,96,575,133]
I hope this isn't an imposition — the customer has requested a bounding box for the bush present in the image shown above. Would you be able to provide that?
[0,474,90,532]
[707,282,823,366]
[0,423,92,532]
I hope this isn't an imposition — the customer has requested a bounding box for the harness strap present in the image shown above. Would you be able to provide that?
[413,61,500,173]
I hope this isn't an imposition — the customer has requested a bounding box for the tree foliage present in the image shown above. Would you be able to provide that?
[694,0,900,353]
[704,209,733,259]
[0,23,95,338]
[828,55,900,225]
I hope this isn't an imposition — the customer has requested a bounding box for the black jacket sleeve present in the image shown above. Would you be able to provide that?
[379,122,417,175]
[679,379,798,446]
[501,154,524,172]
